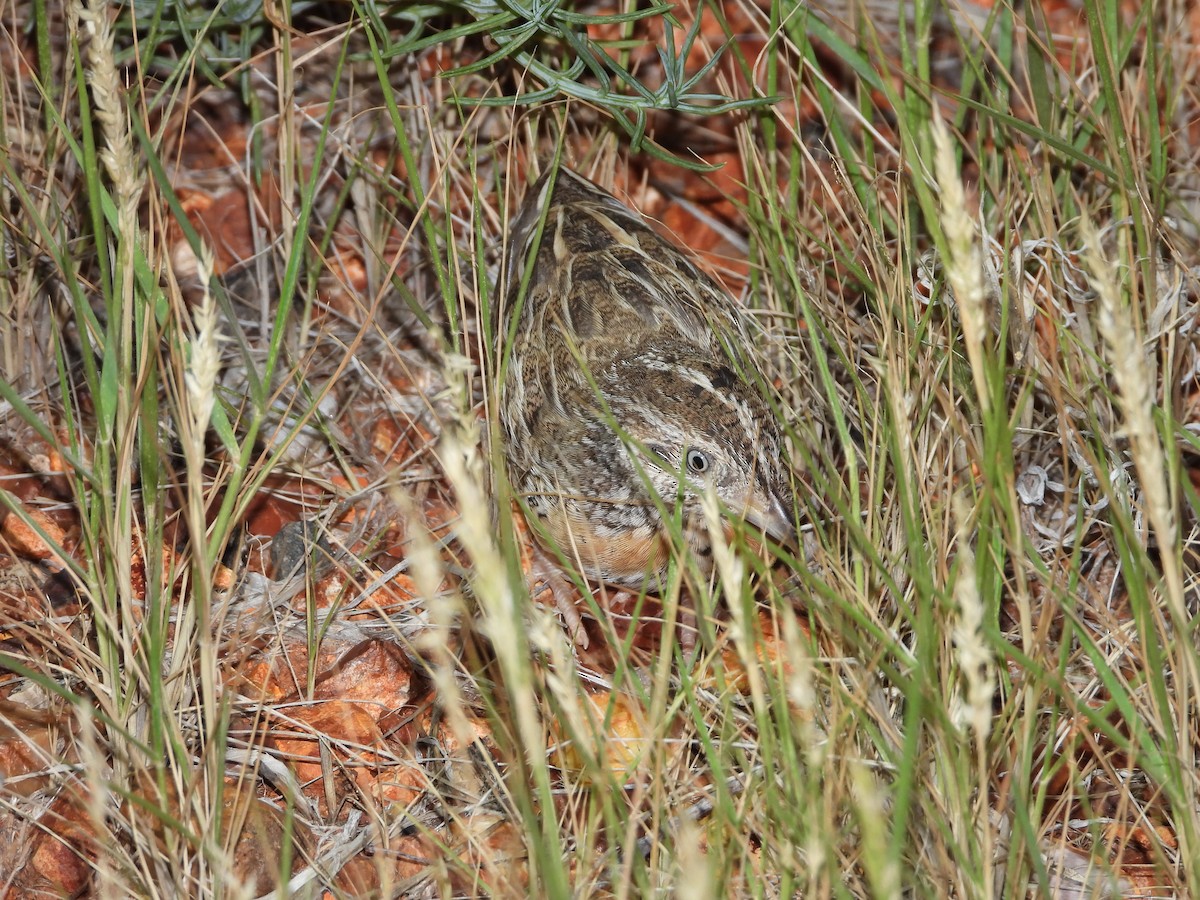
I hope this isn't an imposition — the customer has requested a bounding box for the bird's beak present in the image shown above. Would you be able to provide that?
[744,491,797,549]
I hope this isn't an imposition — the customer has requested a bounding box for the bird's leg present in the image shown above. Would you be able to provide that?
[527,540,590,649]
[678,604,698,657]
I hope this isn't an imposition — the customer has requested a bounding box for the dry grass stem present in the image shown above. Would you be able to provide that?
[932,113,990,416]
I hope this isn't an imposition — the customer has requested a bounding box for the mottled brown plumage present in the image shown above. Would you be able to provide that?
[500,166,794,635]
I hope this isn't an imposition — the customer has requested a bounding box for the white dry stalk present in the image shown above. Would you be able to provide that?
[850,763,901,899]
[702,488,766,709]
[1085,228,1171,544]
[75,711,120,896]
[1082,220,1197,703]
[931,114,991,416]
[674,816,716,900]
[950,495,994,740]
[950,493,996,900]
[540,643,592,769]
[397,485,477,751]
[75,0,144,281]
[780,607,825,770]
[185,246,222,448]
[167,244,224,729]
[1085,225,1200,883]
[438,354,548,765]
[71,0,148,728]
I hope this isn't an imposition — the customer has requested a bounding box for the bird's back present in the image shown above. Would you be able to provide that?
[503,167,744,368]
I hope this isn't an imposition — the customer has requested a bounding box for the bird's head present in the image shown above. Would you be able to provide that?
[603,351,796,550]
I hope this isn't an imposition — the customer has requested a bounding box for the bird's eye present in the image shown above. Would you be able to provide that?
[686,448,710,474]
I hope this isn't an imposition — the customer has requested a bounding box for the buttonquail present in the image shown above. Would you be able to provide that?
[500,165,794,639]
